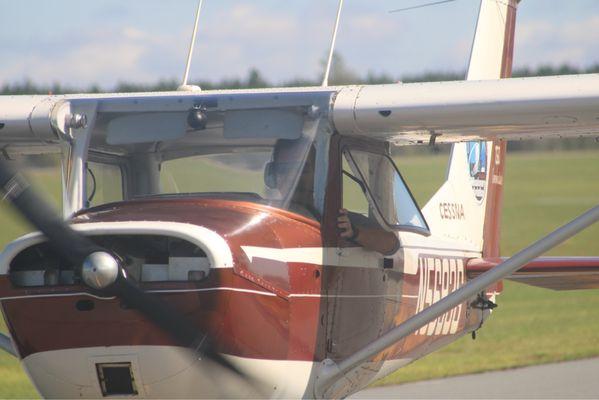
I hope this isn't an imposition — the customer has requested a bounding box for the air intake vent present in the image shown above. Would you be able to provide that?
[96,362,138,397]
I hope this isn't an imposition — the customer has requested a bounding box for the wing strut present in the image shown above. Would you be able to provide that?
[315,204,599,398]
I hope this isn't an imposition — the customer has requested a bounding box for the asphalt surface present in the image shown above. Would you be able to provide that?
[350,358,599,399]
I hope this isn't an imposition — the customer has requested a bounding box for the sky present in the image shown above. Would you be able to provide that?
[1,0,598,88]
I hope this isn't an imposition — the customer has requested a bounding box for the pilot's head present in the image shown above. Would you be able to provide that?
[265,139,315,204]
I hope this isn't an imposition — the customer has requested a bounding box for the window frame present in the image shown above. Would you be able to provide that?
[342,145,430,236]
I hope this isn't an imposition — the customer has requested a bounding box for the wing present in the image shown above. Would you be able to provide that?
[467,257,599,290]
[332,74,599,144]
[0,88,334,157]
[2,74,599,154]
[0,95,65,157]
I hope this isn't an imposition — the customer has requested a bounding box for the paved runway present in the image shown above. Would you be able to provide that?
[350,358,599,399]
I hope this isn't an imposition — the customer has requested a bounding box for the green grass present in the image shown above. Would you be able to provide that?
[395,149,599,256]
[376,280,599,386]
[501,151,599,256]
[0,150,598,397]
[0,167,60,399]
[0,167,62,246]
[0,317,39,399]
[377,149,599,386]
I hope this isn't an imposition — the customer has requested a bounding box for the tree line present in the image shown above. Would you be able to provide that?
[3,60,599,95]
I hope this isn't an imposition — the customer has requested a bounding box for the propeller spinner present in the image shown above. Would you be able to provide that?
[81,251,120,290]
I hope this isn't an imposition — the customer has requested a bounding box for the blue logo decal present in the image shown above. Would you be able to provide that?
[467,141,487,203]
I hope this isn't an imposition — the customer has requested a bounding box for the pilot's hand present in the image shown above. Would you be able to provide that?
[337,208,356,239]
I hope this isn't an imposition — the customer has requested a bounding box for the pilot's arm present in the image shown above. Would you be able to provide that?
[337,208,400,256]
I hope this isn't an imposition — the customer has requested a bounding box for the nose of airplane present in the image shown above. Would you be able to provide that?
[1,199,323,399]
[22,345,262,398]
[0,220,258,398]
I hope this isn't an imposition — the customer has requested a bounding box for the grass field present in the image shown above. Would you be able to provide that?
[378,149,599,386]
[0,149,598,397]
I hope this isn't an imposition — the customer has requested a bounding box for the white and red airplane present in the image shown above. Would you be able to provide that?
[1,0,599,398]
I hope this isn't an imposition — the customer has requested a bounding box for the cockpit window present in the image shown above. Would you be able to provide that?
[344,149,429,234]
[84,106,325,220]
[87,161,123,207]
[161,151,271,200]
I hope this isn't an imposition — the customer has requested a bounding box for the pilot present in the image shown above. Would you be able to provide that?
[268,139,400,255]
[337,208,400,256]
[266,139,320,219]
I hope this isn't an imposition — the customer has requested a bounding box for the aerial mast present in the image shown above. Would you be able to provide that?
[178,0,204,91]
[321,0,344,87]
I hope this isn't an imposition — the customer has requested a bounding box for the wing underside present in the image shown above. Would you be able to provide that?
[467,257,599,290]
[332,74,599,144]
[2,75,599,154]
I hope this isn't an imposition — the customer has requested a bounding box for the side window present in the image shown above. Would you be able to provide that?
[344,149,429,234]
[87,161,123,207]
[342,156,369,216]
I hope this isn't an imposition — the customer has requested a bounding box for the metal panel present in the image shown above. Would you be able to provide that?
[0,96,63,155]
[224,109,303,139]
[106,112,187,144]
[332,74,599,143]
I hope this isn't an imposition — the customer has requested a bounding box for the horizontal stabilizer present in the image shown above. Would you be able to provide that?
[467,257,599,291]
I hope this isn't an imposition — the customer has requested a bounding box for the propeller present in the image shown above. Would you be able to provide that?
[0,158,240,374]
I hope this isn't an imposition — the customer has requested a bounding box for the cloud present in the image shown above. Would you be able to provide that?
[0,25,188,88]
[190,4,320,82]
[514,15,599,68]
[344,15,396,37]
[2,3,597,89]
[0,2,412,87]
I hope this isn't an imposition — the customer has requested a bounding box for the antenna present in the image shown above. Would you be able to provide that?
[389,0,457,13]
[322,0,344,87]
[178,0,204,91]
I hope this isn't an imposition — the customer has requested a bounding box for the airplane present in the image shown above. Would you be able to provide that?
[0,0,599,398]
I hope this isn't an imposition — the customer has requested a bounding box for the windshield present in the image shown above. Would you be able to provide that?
[161,151,271,198]
[85,105,326,220]
[159,141,315,207]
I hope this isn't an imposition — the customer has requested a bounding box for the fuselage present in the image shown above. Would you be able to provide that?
[0,86,503,398]
[0,196,497,398]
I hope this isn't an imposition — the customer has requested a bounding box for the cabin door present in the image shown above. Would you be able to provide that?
[322,137,403,362]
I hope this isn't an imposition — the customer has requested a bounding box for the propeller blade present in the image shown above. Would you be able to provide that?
[0,159,245,377]
[114,276,240,372]
[0,159,101,265]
